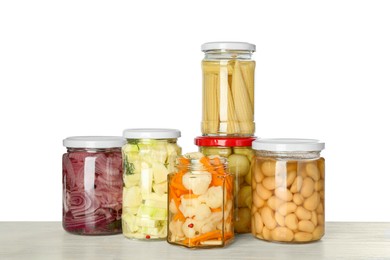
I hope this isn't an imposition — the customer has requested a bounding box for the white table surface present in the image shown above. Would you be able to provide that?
[1,222,389,260]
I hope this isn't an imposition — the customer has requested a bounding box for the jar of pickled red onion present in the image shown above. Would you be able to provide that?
[62,136,125,235]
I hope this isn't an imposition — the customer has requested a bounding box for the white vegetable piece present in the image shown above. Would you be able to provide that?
[179,196,201,218]
[152,162,169,184]
[123,213,139,233]
[153,181,167,196]
[123,186,142,208]
[182,218,197,238]
[150,142,168,164]
[208,211,223,224]
[204,186,223,209]
[194,203,212,221]
[166,143,179,173]
[123,173,141,187]
[169,219,184,238]
[182,171,212,195]
[201,222,215,234]
[140,162,153,196]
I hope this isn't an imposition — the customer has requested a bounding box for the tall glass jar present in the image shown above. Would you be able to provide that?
[251,139,325,243]
[167,152,234,248]
[121,128,181,240]
[62,136,125,235]
[195,136,255,233]
[201,41,256,136]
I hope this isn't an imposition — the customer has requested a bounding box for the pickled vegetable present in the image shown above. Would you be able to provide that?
[62,150,123,235]
[122,139,181,239]
[167,153,234,248]
[252,158,325,243]
[202,60,255,135]
[198,143,254,234]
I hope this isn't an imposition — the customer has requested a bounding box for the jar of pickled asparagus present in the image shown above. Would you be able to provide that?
[121,128,181,240]
[167,152,234,248]
[195,136,255,233]
[201,41,256,136]
[62,136,126,235]
[251,139,325,243]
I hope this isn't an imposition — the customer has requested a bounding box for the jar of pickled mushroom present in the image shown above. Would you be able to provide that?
[62,136,126,235]
[251,139,325,243]
[195,136,255,233]
[201,41,256,136]
[121,128,181,240]
[167,152,234,248]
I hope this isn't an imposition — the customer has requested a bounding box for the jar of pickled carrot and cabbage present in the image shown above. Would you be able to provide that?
[121,128,181,240]
[167,152,234,248]
[62,136,125,235]
[201,41,256,136]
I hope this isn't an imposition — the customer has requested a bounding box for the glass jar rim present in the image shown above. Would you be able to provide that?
[252,138,325,152]
[175,154,228,172]
[201,42,256,52]
[123,128,181,139]
[63,136,125,149]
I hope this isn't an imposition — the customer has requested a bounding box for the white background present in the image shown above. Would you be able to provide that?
[1,0,389,221]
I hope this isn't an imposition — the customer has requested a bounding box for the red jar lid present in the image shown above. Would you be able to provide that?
[194,136,256,147]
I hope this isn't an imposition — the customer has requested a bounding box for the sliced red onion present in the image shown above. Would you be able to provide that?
[63,150,123,235]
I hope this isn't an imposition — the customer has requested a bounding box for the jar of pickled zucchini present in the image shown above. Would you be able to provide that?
[201,41,256,136]
[167,152,234,248]
[251,138,325,243]
[62,136,126,235]
[195,136,255,233]
[121,128,181,240]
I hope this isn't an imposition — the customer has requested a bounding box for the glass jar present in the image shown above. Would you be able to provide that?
[195,136,255,233]
[201,41,256,136]
[121,128,181,240]
[62,136,125,235]
[251,139,325,243]
[167,152,234,248]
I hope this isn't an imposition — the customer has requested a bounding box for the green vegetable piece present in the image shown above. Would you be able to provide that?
[228,154,250,177]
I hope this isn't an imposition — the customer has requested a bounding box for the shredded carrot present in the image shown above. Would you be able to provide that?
[178,157,190,166]
[183,230,223,246]
[211,173,224,187]
[170,171,187,191]
[223,231,233,240]
[211,157,222,166]
[173,210,185,221]
[182,193,199,199]
[225,174,233,195]
[169,186,181,208]
[216,166,225,175]
[200,156,211,166]
[211,207,222,212]
[170,180,186,192]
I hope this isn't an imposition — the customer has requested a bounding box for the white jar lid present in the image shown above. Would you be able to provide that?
[201,42,256,52]
[63,136,126,148]
[123,128,181,139]
[252,138,325,152]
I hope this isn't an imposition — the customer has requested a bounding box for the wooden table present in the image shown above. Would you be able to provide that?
[1,222,389,259]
